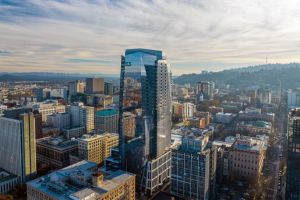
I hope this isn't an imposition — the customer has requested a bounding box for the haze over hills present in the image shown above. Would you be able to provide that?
[1,63,300,89]
[0,72,119,82]
[174,63,300,89]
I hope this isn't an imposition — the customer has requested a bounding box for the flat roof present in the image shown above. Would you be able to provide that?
[125,48,163,59]
[0,168,18,183]
[27,161,135,200]
[95,109,118,117]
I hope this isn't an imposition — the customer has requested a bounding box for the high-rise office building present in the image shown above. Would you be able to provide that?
[0,113,37,183]
[286,109,300,199]
[86,78,104,94]
[68,80,84,96]
[104,82,114,95]
[119,49,172,195]
[95,109,118,133]
[196,81,215,100]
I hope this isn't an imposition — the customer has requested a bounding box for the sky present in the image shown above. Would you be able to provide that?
[1,0,300,75]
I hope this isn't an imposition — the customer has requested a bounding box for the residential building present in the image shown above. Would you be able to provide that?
[0,113,37,183]
[27,161,136,200]
[119,49,172,195]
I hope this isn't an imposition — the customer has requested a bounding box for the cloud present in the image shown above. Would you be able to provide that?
[66,58,112,64]
[1,0,300,75]
[0,50,12,56]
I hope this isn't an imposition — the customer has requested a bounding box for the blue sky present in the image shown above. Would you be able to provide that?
[1,0,300,75]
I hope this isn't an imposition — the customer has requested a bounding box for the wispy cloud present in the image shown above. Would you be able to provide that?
[1,0,300,75]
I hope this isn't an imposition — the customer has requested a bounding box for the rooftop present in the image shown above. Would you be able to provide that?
[37,136,78,150]
[238,120,271,128]
[95,109,118,117]
[27,161,135,200]
[125,48,163,59]
[0,168,18,184]
[233,135,266,152]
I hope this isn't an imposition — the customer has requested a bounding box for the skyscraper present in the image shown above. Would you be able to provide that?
[68,80,84,96]
[86,78,104,94]
[0,113,37,183]
[119,49,172,195]
[286,108,300,199]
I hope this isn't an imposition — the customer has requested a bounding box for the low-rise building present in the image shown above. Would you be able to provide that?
[63,126,85,139]
[215,112,235,124]
[238,111,275,123]
[236,120,272,135]
[228,135,268,182]
[27,161,136,200]
[0,169,19,195]
[36,136,78,170]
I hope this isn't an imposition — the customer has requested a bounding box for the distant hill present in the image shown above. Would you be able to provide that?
[0,72,119,82]
[174,63,300,89]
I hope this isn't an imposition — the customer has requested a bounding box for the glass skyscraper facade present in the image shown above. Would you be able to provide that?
[286,108,300,199]
[119,49,172,195]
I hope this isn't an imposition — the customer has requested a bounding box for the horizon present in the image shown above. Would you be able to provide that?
[2,0,300,75]
[0,62,299,77]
